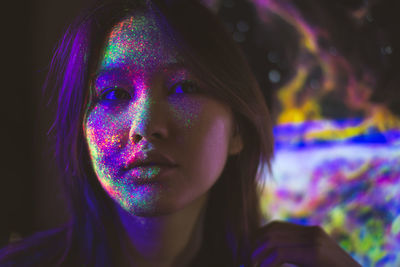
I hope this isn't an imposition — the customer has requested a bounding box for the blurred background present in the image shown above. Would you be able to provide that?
[2,0,399,266]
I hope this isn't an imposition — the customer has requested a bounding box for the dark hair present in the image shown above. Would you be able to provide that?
[0,1,273,266]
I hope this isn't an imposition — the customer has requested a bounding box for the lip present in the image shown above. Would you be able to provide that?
[126,165,177,184]
[124,151,178,170]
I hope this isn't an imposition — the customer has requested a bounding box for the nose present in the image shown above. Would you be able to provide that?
[128,91,169,144]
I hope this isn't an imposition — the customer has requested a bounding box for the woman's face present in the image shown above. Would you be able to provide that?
[84,13,243,216]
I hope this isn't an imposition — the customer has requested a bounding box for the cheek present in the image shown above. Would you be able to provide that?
[84,106,126,161]
[169,95,201,128]
[193,114,232,175]
[178,98,234,187]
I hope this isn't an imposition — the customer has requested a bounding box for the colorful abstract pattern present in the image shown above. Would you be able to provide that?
[244,1,400,266]
[261,122,400,266]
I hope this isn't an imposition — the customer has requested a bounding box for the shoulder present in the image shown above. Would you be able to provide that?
[0,226,69,267]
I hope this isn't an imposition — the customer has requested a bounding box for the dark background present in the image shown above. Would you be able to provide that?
[2,0,399,248]
[2,0,93,247]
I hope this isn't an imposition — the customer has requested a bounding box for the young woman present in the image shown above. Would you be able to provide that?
[0,0,361,266]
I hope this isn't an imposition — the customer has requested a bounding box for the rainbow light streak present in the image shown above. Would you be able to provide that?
[248,1,400,266]
[261,136,400,266]
[274,119,400,150]
[252,0,400,132]
[84,14,200,215]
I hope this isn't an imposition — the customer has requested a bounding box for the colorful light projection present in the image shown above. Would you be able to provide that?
[248,0,400,266]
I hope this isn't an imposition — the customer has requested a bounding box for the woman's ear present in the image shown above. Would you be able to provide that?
[228,123,243,156]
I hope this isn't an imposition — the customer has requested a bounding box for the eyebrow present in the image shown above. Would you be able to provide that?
[92,61,188,81]
[160,61,186,72]
[92,68,127,82]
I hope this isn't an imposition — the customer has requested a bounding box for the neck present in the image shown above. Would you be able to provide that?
[116,194,208,267]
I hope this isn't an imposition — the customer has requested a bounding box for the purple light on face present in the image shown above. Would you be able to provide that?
[84,13,203,215]
[85,14,171,214]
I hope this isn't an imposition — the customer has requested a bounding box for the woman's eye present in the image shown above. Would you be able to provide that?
[170,81,199,95]
[100,88,131,101]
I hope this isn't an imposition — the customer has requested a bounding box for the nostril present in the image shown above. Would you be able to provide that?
[152,132,162,139]
[132,134,142,144]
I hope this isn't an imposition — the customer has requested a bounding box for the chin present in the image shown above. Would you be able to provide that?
[118,195,187,217]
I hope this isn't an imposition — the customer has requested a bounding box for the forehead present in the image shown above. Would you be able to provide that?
[99,12,181,72]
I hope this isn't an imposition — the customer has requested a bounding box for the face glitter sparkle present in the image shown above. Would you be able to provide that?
[83,12,243,216]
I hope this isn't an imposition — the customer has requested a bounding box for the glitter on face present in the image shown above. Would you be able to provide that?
[83,12,236,217]
[84,14,202,214]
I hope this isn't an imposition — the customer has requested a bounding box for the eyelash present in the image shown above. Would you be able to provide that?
[169,80,199,95]
[99,87,131,101]
[98,81,199,101]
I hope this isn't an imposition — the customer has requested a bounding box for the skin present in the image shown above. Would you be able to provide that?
[83,12,243,266]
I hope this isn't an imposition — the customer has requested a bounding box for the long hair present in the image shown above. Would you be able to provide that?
[0,1,273,266]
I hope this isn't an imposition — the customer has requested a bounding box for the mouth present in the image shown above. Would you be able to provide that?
[124,151,178,171]
[135,162,176,167]
[127,162,178,170]
[125,164,178,183]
